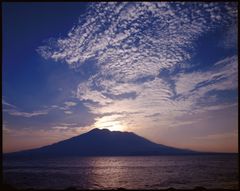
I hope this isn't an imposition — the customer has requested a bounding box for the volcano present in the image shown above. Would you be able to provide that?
[4,128,199,158]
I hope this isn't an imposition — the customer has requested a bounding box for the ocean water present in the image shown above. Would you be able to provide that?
[3,155,238,190]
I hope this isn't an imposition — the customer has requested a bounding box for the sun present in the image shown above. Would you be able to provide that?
[94,117,126,132]
[98,121,125,132]
[106,123,124,132]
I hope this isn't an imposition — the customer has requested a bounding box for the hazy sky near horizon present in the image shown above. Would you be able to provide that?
[3,2,238,153]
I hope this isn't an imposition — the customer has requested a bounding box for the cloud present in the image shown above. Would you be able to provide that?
[46,101,77,114]
[52,126,69,130]
[220,23,238,49]
[2,100,17,108]
[64,101,77,107]
[50,122,89,131]
[37,2,237,132]
[193,128,238,142]
[74,54,237,129]
[4,108,49,118]
[57,122,78,127]
[64,111,73,115]
[3,122,13,133]
[50,105,59,109]
[174,56,238,100]
[38,3,236,73]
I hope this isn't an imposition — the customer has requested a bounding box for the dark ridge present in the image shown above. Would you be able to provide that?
[4,128,208,158]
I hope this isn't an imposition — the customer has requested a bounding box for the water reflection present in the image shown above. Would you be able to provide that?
[3,155,239,190]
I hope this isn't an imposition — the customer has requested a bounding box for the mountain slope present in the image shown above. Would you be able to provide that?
[4,128,198,158]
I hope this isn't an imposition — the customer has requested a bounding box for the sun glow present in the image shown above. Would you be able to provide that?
[94,116,126,132]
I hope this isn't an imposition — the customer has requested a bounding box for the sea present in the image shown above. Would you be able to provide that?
[3,154,238,190]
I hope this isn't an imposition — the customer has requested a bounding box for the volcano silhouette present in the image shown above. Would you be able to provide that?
[4,128,199,158]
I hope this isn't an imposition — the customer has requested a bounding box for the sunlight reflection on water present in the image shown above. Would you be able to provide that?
[3,155,238,190]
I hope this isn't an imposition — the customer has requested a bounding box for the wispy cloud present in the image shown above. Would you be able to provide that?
[173,56,238,111]
[64,110,73,115]
[45,101,78,114]
[37,2,237,133]
[174,56,238,96]
[3,122,13,133]
[2,99,79,118]
[194,130,238,141]
[2,99,17,108]
[4,108,49,118]
[52,126,69,130]
[38,3,236,72]
[64,101,77,107]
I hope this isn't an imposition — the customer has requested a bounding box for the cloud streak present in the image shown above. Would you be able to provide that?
[37,2,237,134]
[4,108,49,118]
[2,100,17,108]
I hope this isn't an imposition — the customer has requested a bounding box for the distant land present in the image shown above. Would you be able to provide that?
[4,128,219,158]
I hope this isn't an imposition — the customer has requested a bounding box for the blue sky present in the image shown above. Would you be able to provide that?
[2,2,238,153]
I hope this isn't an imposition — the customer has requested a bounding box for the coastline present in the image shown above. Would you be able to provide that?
[1,184,238,191]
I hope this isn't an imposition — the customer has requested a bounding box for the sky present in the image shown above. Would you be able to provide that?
[2,2,238,153]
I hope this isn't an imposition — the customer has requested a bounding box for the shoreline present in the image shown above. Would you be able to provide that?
[1,184,238,191]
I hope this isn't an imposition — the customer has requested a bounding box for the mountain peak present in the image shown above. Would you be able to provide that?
[88,128,130,134]
[4,128,199,158]
[89,128,110,132]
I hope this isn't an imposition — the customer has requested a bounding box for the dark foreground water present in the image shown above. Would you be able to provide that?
[3,155,238,190]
